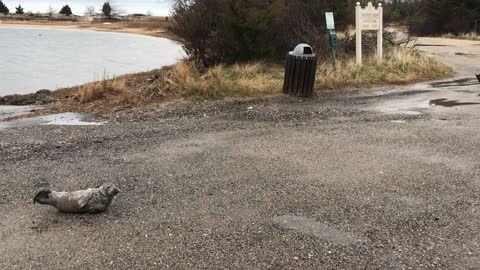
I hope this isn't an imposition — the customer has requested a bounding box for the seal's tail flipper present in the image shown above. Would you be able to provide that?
[33,187,52,204]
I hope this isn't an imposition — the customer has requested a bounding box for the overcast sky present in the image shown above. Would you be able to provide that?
[3,0,172,16]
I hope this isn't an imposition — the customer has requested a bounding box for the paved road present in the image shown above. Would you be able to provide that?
[417,37,480,77]
[1,38,480,269]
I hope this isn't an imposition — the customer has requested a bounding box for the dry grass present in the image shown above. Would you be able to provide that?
[126,18,171,31]
[77,77,135,105]
[140,62,284,100]
[163,48,450,97]
[442,32,480,41]
[316,48,452,88]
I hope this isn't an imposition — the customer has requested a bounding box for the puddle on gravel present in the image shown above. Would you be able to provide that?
[430,78,478,88]
[273,215,367,245]
[0,105,41,121]
[0,112,105,130]
[429,98,480,107]
[375,99,430,115]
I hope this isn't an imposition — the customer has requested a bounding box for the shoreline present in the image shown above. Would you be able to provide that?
[0,21,175,39]
[0,20,181,106]
[0,35,461,121]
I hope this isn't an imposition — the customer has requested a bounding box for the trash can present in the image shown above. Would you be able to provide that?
[283,44,317,97]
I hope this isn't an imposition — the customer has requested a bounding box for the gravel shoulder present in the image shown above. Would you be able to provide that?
[1,38,480,269]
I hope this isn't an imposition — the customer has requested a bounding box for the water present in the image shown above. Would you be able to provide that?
[0,27,185,96]
[2,0,171,16]
[0,112,104,130]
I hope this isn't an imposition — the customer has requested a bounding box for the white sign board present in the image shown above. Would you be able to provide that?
[355,2,383,64]
[325,12,335,30]
[360,9,380,30]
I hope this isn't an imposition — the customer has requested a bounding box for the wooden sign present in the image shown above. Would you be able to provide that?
[360,8,380,30]
[355,2,383,64]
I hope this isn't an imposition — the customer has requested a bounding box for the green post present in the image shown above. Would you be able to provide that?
[327,29,337,69]
[325,13,337,70]
[331,48,336,69]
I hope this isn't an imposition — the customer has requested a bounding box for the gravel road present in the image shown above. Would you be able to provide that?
[1,38,480,269]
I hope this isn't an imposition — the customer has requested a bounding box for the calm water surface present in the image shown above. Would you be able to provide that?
[0,27,185,96]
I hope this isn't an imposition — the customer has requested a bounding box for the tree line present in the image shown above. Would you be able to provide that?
[0,1,117,17]
[403,0,480,35]
[171,0,480,66]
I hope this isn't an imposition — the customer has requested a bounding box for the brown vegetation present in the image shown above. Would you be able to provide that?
[125,17,170,31]
[316,48,453,88]
[77,77,135,104]
[143,62,283,99]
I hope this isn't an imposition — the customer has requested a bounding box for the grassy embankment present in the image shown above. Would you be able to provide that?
[0,47,452,115]
[32,47,451,114]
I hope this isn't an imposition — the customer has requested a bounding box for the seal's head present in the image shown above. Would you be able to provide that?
[100,183,120,197]
[33,187,52,204]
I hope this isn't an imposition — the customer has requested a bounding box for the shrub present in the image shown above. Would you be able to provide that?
[59,5,73,16]
[78,77,134,104]
[171,0,354,66]
[15,4,23,14]
[408,0,480,35]
[383,0,420,22]
[216,0,284,62]
[102,2,112,17]
[84,6,95,16]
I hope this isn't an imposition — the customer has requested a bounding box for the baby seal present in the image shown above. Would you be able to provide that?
[34,183,120,213]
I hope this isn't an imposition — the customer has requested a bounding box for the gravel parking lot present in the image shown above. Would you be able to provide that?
[1,38,479,269]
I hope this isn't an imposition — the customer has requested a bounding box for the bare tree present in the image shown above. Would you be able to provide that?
[111,6,126,16]
[109,1,125,16]
[47,5,56,16]
[84,6,95,16]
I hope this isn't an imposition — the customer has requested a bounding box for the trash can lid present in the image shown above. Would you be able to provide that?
[289,43,315,57]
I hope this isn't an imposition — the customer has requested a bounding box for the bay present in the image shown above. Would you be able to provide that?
[0,27,184,96]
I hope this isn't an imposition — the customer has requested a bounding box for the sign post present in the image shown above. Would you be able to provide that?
[325,12,337,68]
[355,2,383,64]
